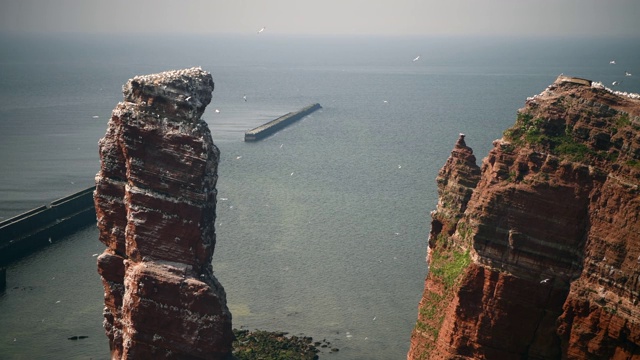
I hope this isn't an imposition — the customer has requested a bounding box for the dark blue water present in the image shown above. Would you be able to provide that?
[0,34,638,359]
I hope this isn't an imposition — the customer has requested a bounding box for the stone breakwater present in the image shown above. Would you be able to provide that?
[0,187,95,266]
[94,67,233,359]
[409,75,640,359]
[244,103,321,141]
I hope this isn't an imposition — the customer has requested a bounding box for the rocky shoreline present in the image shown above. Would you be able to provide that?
[232,329,336,360]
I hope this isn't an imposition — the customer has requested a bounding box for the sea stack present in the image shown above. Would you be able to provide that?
[94,67,233,359]
[409,76,640,359]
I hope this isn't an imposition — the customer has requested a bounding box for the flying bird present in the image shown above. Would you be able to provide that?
[610,60,616,65]
[540,278,550,284]
[258,26,266,34]
[412,55,420,62]
[625,71,633,77]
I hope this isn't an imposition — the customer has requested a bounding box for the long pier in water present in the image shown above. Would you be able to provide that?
[244,103,321,141]
[0,187,96,266]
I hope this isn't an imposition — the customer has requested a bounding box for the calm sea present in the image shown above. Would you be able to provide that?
[0,33,638,359]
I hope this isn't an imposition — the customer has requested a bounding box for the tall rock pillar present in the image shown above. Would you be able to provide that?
[94,67,233,359]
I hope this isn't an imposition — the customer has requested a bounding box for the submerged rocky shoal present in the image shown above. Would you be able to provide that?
[232,329,335,360]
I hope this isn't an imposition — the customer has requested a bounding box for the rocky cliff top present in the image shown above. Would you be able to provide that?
[506,75,640,177]
[409,75,640,359]
[122,66,214,123]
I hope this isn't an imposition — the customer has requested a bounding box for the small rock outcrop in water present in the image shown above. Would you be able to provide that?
[409,76,640,359]
[94,67,233,359]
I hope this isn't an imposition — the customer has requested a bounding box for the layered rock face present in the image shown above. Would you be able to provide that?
[94,67,233,359]
[409,76,640,359]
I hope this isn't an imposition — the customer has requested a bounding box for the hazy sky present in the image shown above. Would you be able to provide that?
[1,0,639,37]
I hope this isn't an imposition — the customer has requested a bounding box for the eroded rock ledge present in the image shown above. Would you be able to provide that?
[94,67,233,359]
[409,76,640,359]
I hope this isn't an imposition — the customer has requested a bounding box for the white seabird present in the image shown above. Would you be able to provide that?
[540,278,550,284]
[610,60,616,65]
[625,71,633,77]
[258,26,266,34]
[412,55,420,62]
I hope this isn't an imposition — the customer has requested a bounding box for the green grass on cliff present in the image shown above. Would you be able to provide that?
[430,246,471,289]
[504,111,639,165]
[413,234,471,358]
[503,112,597,162]
[429,233,471,289]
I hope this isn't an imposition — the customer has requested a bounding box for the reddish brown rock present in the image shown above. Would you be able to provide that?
[94,67,233,359]
[409,76,640,359]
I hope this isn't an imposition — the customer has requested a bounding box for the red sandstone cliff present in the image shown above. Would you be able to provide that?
[94,68,233,359]
[409,76,640,359]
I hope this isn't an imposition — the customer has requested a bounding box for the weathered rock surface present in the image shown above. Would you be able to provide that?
[94,67,233,359]
[409,76,640,359]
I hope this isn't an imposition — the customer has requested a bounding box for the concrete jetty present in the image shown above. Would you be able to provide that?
[244,103,321,141]
[0,187,96,266]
